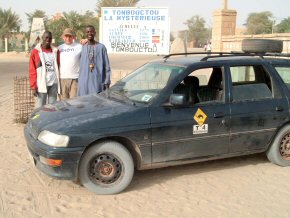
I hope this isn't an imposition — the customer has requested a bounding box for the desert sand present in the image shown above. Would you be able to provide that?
[0,53,290,218]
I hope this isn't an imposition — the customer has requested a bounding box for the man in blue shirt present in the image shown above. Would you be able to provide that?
[77,25,111,96]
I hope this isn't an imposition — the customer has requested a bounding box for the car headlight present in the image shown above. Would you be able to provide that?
[38,130,69,147]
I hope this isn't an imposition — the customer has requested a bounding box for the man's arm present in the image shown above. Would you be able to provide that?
[102,46,111,89]
[29,50,38,96]
[57,50,60,68]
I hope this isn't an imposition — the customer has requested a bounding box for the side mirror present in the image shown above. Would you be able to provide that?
[163,94,186,107]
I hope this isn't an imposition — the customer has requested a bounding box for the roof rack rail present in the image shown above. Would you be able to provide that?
[163,52,290,62]
[163,52,229,60]
[201,52,290,61]
[200,52,264,61]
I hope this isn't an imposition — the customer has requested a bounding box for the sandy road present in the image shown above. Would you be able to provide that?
[0,54,290,218]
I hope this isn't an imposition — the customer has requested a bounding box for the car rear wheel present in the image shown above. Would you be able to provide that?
[267,125,290,166]
[242,39,283,53]
[79,141,134,195]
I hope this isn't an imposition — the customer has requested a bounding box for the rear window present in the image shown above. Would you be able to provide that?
[275,67,290,91]
[230,66,255,82]
[230,65,273,101]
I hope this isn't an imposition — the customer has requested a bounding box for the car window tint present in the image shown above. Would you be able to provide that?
[275,67,290,91]
[230,65,273,101]
[189,68,211,86]
[230,66,255,82]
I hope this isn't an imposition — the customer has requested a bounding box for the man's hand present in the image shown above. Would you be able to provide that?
[80,39,88,45]
[32,89,38,97]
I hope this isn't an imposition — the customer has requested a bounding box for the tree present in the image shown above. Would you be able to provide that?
[46,17,67,45]
[96,0,140,17]
[82,11,99,39]
[0,8,21,39]
[276,17,290,33]
[183,15,211,47]
[47,11,99,44]
[245,11,273,34]
[62,11,86,39]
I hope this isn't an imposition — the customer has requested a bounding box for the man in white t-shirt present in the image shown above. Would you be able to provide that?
[29,31,60,108]
[58,28,82,99]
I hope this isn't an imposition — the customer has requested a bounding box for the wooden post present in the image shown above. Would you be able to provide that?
[5,38,8,53]
[25,38,29,53]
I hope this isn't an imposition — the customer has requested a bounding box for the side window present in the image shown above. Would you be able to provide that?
[230,65,272,102]
[190,68,212,86]
[275,66,290,91]
[173,67,224,104]
[230,66,255,82]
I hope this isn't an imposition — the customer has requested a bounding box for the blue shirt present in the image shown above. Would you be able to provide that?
[77,43,111,96]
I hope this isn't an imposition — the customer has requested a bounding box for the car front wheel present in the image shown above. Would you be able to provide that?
[267,125,290,166]
[79,141,134,195]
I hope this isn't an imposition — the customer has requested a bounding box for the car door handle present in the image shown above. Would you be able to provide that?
[214,112,224,118]
[276,106,284,111]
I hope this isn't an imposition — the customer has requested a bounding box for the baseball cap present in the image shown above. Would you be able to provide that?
[62,28,75,37]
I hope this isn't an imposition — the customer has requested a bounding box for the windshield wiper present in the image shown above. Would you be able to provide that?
[109,90,136,106]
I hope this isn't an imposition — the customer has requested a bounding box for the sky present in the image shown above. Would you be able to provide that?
[1,0,290,33]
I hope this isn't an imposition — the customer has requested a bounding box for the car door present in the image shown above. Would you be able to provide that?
[228,62,289,153]
[150,65,230,163]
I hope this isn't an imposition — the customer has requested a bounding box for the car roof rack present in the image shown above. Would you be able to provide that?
[163,52,290,62]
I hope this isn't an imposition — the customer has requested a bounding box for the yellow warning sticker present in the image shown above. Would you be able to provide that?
[194,108,207,126]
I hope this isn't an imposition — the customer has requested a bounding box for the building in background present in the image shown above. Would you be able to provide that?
[212,0,290,53]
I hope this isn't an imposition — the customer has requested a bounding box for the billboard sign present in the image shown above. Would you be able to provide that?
[100,7,170,55]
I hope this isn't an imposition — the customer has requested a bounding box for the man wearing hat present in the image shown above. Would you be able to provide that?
[58,28,82,99]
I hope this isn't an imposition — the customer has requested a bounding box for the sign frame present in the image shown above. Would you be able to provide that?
[100,7,170,55]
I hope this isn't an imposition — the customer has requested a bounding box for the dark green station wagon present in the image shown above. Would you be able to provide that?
[25,39,290,194]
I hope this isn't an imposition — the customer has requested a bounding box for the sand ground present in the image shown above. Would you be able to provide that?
[0,53,290,218]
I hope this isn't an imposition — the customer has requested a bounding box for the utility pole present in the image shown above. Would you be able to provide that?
[272,20,276,34]
[222,0,228,10]
[5,38,8,53]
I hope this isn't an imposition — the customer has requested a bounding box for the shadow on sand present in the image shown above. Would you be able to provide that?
[126,153,269,192]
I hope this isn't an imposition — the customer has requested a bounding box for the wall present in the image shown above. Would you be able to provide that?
[220,33,290,53]
[0,34,28,53]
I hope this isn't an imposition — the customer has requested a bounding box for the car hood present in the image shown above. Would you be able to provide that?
[29,94,136,131]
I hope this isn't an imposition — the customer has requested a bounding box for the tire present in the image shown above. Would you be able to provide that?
[79,141,134,195]
[242,39,283,53]
[267,125,290,166]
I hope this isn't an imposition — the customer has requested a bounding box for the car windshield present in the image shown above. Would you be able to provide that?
[109,63,185,103]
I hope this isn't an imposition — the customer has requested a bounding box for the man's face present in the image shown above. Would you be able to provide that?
[62,34,74,45]
[86,27,95,40]
[42,32,52,48]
